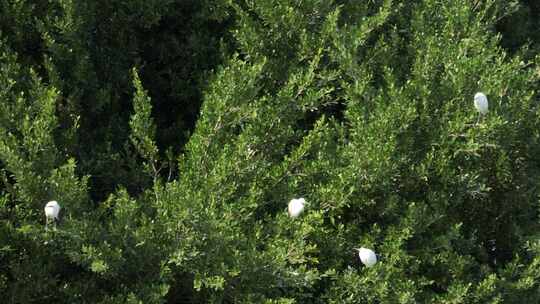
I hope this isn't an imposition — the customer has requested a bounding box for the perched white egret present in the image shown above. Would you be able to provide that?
[44,200,60,229]
[474,92,489,116]
[355,247,377,267]
[288,198,306,218]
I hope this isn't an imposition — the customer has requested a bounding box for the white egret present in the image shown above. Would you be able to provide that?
[44,200,60,229]
[474,92,489,116]
[355,247,377,267]
[288,198,306,218]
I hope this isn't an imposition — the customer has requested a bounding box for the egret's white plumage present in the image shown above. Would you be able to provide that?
[288,198,305,218]
[44,200,60,220]
[356,247,377,267]
[474,92,489,115]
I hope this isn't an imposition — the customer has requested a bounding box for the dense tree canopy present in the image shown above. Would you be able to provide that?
[1,1,539,303]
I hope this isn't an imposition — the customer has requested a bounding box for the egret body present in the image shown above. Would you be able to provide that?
[356,247,377,267]
[288,198,305,218]
[44,200,60,229]
[474,92,489,115]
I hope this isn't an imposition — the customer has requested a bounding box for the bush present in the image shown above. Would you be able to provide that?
[0,0,539,303]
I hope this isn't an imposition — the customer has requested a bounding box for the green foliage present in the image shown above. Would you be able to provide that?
[130,68,159,178]
[1,0,540,303]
